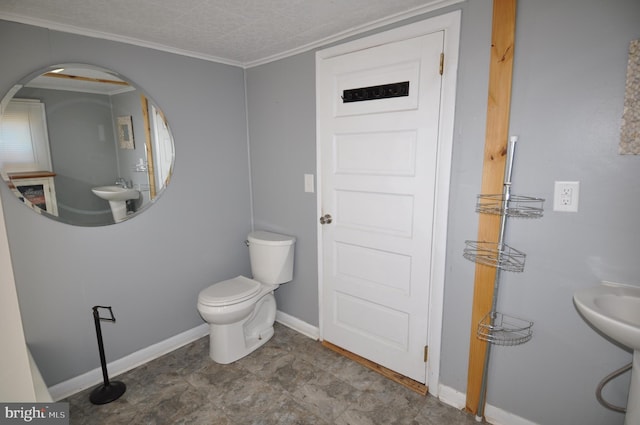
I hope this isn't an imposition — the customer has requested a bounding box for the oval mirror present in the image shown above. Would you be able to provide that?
[0,64,174,226]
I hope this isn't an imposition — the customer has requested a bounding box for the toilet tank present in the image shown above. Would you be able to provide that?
[247,230,296,284]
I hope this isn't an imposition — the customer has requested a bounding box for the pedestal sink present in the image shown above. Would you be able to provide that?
[91,185,140,223]
[573,282,640,424]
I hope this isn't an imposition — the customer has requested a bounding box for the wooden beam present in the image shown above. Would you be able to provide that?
[465,0,517,416]
[43,72,129,86]
[140,95,157,199]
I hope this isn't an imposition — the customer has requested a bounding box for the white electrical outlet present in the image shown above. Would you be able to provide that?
[553,181,580,212]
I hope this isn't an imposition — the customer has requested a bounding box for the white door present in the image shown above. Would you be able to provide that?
[317,31,444,384]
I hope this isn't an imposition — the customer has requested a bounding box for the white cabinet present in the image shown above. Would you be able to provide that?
[7,171,58,216]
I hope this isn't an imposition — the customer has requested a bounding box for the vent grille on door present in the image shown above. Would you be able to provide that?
[342,81,410,103]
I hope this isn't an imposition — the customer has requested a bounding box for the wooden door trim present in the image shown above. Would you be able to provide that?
[465,0,517,416]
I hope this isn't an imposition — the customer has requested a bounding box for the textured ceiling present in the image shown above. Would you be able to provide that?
[0,0,460,67]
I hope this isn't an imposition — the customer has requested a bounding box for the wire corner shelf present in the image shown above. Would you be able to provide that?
[477,311,533,346]
[475,194,545,218]
[463,240,526,273]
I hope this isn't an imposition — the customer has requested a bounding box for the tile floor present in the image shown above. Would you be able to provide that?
[66,323,479,424]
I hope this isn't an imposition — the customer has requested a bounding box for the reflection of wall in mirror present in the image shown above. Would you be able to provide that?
[15,85,156,224]
[16,87,116,225]
[111,90,152,205]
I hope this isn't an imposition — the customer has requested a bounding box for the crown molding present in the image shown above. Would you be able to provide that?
[244,0,463,68]
[0,12,243,68]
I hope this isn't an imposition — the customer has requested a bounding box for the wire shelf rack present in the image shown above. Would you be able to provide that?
[477,311,533,346]
[466,137,540,418]
[463,240,526,272]
[476,194,545,218]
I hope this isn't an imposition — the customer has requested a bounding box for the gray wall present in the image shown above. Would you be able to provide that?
[247,1,640,424]
[2,0,640,423]
[480,1,639,423]
[246,52,319,326]
[0,20,253,386]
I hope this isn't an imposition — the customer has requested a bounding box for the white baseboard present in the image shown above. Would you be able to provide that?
[437,384,539,425]
[437,384,467,410]
[275,310,320,340]
[48,323,209,401]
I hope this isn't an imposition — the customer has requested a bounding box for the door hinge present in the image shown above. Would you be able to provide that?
[439,53,444,75]
[424,345,429,362]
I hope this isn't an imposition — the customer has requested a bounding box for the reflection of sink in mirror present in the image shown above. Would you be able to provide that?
[92,186,140,223]
[92,185,140,202]
[574,282,640,425]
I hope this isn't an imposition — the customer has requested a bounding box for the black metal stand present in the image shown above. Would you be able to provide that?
[89,306,126,405]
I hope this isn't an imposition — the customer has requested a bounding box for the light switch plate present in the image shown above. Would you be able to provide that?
[304,174,314,193]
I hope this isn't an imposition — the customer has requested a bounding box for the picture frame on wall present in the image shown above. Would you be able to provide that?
[117,115,135,149]
[620,39,639,155]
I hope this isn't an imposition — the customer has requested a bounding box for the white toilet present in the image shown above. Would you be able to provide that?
[197,230,296,364]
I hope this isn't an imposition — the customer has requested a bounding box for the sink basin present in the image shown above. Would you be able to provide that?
[573,282,640,350]
[91,185,140,202]
[91,185,140,223]
[574,282,640,424]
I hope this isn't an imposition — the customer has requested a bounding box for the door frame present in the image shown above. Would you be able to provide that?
[315,11,461,395]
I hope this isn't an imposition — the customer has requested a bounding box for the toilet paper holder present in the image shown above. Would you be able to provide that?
[89,305,126,405]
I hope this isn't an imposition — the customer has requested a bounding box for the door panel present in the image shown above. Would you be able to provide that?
[334,242,412,295]
[334,292,410,351]
[334,130,417,176]
[335,189,414,236]
[318,31,444,383]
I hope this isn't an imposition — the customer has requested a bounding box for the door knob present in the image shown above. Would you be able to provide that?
[319,214,333,225]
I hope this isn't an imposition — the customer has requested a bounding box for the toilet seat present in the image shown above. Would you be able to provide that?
[198,276,261,307]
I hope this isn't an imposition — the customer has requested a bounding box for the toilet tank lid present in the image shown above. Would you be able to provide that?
[248,230,296,246]
[198,276,261,306]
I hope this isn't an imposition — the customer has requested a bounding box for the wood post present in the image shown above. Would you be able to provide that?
[465,0,517,415]
[140,95,157,199]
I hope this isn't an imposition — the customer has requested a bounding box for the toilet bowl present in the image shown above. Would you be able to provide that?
[197,231,295,364]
